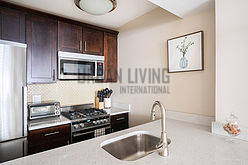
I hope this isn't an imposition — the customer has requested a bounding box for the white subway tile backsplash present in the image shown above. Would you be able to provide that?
[27,81,109,106]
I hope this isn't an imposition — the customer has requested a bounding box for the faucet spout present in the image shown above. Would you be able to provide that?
[151,101,168,157]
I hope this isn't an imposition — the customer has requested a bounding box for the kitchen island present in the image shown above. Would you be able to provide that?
[2,119,248,165]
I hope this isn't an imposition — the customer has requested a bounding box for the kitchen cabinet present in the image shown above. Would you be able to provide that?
[58,21,83,53]
[0,2,119,84]
[83,27,103,55]
[26,14,57,84]
[104,32,118,82]
[111,113,129,133]
[28,124,70,155]
[0,7,25,43]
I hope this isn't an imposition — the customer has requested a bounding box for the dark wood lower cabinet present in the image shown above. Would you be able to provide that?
[28,124,71,155]
[111,113,129,133]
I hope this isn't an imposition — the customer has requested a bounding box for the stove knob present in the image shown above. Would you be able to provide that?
[93,121,97,125]
[104,119,108,123]
[100,119,104,123]
[73,124,79,129]
[97,120,100,124]
[79,123,85,128]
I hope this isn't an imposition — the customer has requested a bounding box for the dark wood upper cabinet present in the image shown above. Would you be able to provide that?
[83,27,103,55]
[58,21,82,53]
[0,7,25,43]
[26,14,57,84]
[104,32,118,82]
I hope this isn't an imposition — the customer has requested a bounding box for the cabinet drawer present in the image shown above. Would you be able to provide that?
[28,138,69,155]
[111,113,128,124]
[28,124,70,145]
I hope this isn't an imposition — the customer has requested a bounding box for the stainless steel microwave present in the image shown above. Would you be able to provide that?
[28,101,61,120]
[58,51,104,80]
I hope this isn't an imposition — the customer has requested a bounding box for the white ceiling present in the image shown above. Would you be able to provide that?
[148,0,215,18]
[4,0,157,30]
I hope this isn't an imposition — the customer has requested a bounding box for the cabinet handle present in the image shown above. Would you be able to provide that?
[44,131,59,136]
[80,40,82,51]
[116,117,125,121]
[84,41,86,52]
[52,69,55,81]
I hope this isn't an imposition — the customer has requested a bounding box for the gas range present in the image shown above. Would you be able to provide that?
[61,104,111,143]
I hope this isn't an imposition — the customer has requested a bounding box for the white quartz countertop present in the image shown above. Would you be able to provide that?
[4,119,248,165]
[28,116,71,131]
[109,107,130,116]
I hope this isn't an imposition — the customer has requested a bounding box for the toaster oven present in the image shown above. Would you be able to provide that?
[28,101,61,120]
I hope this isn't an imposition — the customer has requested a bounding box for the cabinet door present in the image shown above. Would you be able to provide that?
[0,7,25,43]
[26,14,57,84]
[83,27,103,55]
[104,32,118,82]
[111,113,129,133]
[58,21,82,53]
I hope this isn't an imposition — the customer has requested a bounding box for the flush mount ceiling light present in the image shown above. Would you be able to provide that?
[74,0,117,16]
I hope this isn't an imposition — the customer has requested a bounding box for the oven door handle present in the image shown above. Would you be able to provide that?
[73,130,95,137]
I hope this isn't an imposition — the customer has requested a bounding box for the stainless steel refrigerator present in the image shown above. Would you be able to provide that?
[0,40,27,163]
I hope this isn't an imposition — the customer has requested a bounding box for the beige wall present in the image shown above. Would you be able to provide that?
[215,0,248,127]
[28,81,109,106]
[110,7,216,126]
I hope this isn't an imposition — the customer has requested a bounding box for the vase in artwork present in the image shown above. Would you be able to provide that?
[179,56,188,69]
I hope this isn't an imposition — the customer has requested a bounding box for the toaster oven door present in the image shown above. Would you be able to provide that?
[29,105,56,120]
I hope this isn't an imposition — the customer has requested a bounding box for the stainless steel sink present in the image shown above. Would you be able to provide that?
[101,131,171,161]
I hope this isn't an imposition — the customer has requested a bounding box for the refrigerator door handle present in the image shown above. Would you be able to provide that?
[22,86,28,137]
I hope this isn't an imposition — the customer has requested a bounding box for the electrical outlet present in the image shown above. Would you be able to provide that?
[32,95,41,103]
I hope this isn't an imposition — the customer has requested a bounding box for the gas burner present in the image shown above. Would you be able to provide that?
[83,108,107,117]
[62,108,107,120]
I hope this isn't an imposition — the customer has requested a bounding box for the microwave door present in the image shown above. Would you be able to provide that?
[60,59,95,80]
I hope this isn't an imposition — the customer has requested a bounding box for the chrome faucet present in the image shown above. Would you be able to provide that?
[151,101,169,157]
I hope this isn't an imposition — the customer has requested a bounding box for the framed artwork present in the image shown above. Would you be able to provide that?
[167,31,204,73]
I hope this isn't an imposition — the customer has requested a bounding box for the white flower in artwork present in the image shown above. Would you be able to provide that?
[176,37,194,69]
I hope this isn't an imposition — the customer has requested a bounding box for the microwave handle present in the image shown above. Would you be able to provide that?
[95,61,98,77]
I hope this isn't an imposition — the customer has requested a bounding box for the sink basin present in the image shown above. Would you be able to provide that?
[101,131,171,161]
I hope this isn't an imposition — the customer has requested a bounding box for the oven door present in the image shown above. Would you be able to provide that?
[59,59,96,80]
[72,125,111,143]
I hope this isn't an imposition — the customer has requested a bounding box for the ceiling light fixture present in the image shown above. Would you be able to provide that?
[74,0,117,16]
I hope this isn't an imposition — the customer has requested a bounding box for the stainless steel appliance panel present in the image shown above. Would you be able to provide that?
[0,137,27,163]
[0,40,27,142]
